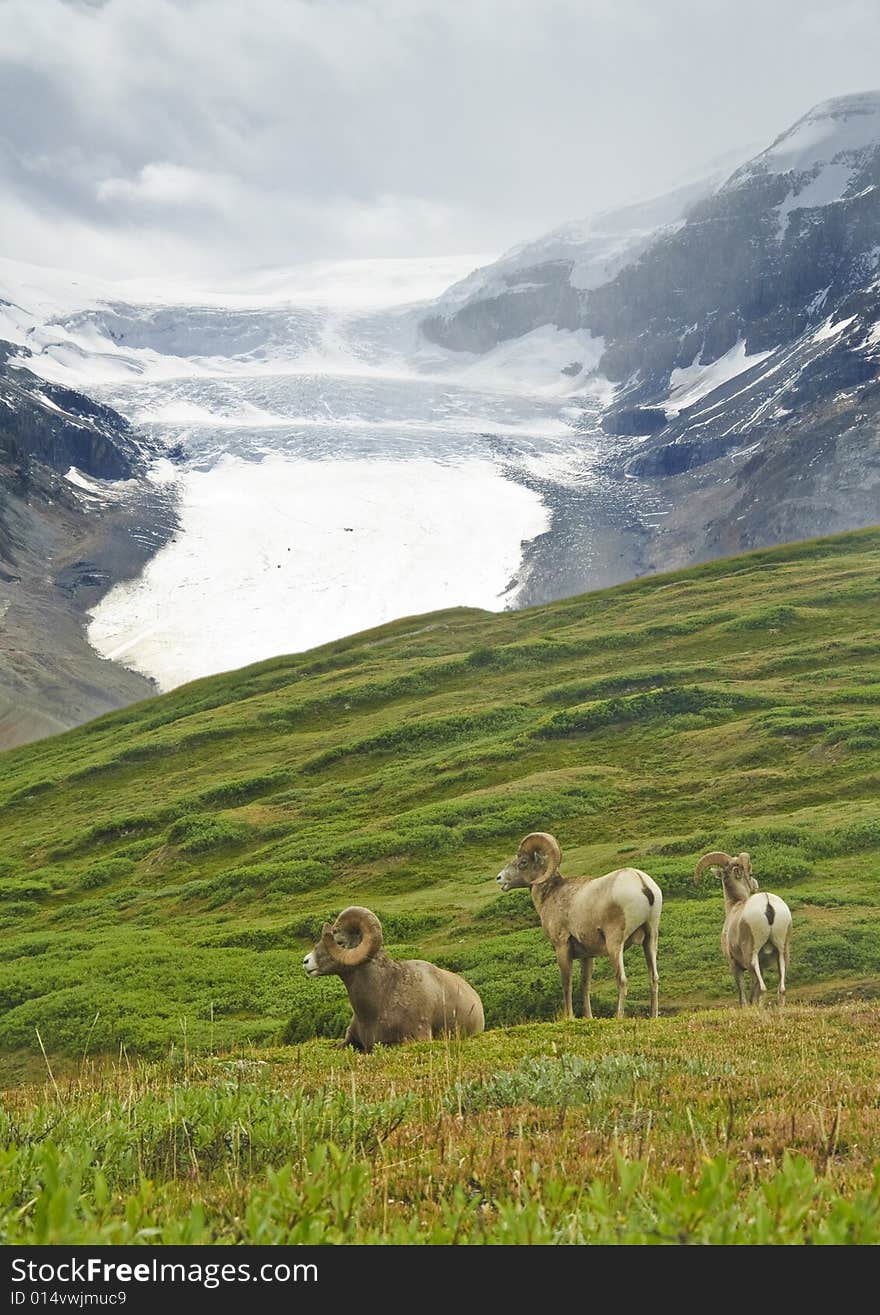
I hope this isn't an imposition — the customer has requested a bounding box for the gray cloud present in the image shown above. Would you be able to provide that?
[1,0,879,278]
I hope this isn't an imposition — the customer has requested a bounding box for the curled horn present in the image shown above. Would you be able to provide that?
[693,851,733,883]
[518,832,562,875]
[737,852,756,886]
[321,906,383,967]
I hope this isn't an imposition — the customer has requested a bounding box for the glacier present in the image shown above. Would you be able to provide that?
[0,254,609,690]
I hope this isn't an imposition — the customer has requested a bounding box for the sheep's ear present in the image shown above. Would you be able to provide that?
[321,922,334,938]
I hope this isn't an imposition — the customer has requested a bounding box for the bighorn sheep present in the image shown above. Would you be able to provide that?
[303,905,484,1051]
[693,851,792,1007]
[496,833,662,1019]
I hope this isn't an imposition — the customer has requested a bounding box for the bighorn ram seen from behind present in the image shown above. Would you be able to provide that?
[694,851,792,1007]
[303,905,484,1051]
[496,833,662,1019]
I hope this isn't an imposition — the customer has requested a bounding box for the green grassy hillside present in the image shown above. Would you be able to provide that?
[1,527,879,1062]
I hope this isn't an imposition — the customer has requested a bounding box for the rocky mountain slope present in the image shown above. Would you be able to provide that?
[423,93,880,588]
[0,344,174,748]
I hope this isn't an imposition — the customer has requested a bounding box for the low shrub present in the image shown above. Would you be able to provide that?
[80,858,136,889]
[167,813,252,854]
[538,686,765,738]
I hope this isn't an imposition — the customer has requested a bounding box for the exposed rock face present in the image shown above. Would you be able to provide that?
[0,345,141,487]
[422,261,583,355]
[638,377,880,579]
[0,344,174,749]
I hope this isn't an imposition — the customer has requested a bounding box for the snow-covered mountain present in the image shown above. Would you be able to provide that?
[425,92,880,387]
[590,91,880,401]
[3,92,879,746]
[421,91,880,578]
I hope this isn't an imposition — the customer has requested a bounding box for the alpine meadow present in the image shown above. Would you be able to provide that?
[2,526,880,1244]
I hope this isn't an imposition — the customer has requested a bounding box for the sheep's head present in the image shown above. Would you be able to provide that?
[496,832,562,891]
[693,851,757,902]
[303,906,383,978]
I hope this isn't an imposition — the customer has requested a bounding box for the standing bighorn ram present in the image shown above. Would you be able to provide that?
[496,832,662,1019]
[303,905,484,1051]
[694,851,792,1007]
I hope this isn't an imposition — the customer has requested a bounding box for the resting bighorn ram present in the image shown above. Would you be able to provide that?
[694,851,792,1007]
[496,833,662,1019]
[303,905,484,1051]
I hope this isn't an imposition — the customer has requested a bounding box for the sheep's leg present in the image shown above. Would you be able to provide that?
[777,937,789,1007]
[732,963,748,1008]
[642,928,659,1019]
[580,957,594,1020]
[555,943,574,1020]
[608,938,628,1019]
[342,1018,365,1050]
[749,953,768,1006]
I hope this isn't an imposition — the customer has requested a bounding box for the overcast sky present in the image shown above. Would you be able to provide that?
[1,0,879,279]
